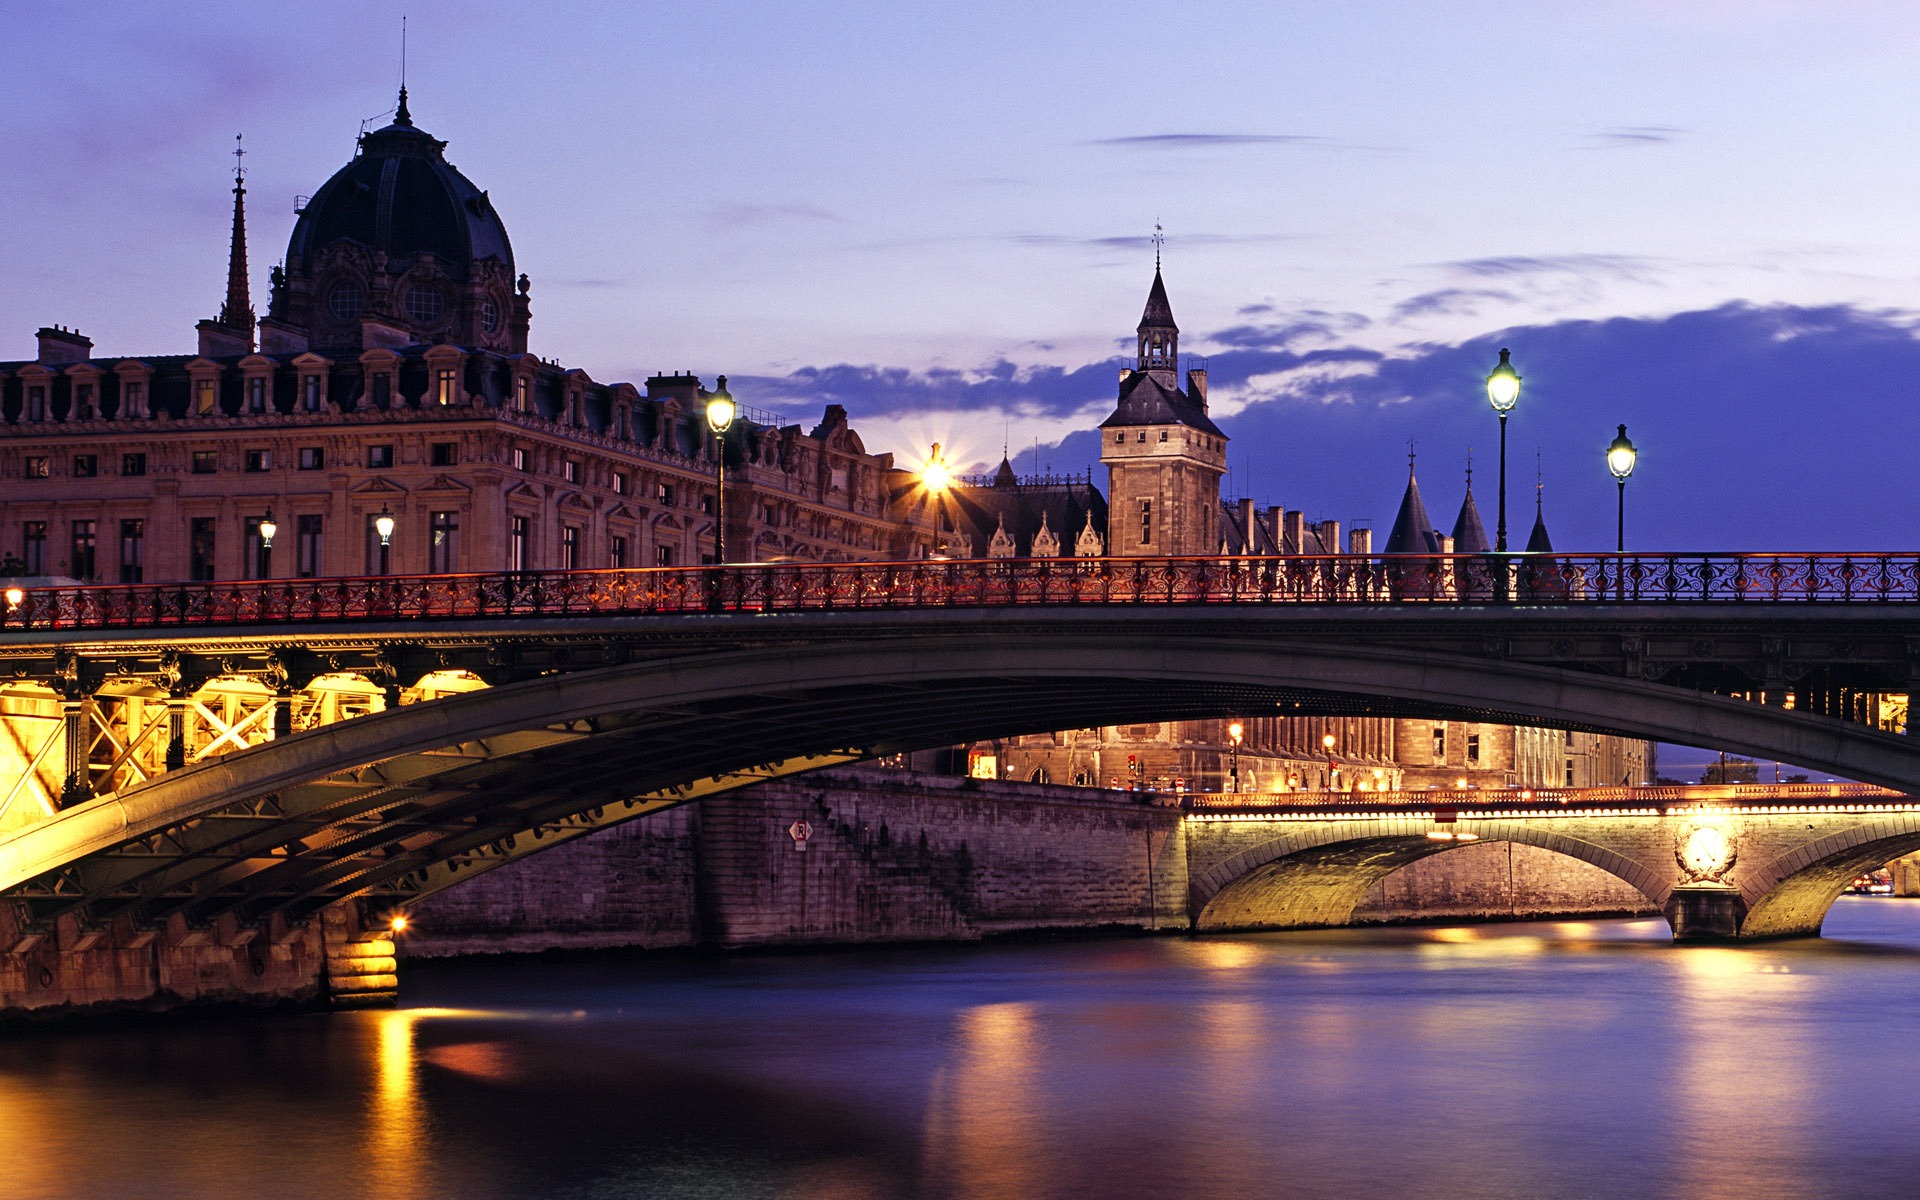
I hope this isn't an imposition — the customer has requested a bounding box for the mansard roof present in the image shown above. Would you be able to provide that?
[1098,369,1224,436]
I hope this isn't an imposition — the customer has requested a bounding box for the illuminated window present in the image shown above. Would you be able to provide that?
[298,447,324,470]
[195,379,216,415]
[563,460,579,483]
[515,378,530,412]
[509,516,530,572]
[191,451,218,475]
[434,368,457,406]
[1432,725,1446,759]
[612,471,627,495]
[24,456,48,479]
[244,449,271,473]
[511,447,528,472]
[561,525,579,570]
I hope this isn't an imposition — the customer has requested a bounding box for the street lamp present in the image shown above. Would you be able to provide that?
[1485,348,1521,553]
[257,507,277,579]
[1227,720,1244,794]
[705,375,736,564]
[1607,423,1637,554]
[921,442,952,557]
[374,503,395,575]
[1322,730,1338,790]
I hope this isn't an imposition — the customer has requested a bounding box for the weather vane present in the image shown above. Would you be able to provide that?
[1152,219,1163,271]
[232,133,246,182]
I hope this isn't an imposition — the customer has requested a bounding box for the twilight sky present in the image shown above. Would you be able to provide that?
[7,1,1920,551]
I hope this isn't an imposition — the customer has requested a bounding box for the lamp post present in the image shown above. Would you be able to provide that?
[705,376,736,565]
[1227,721,1244,794]
[1485,348,1521,553]
[921,442,952,558]
[374,504,395,576]
[258,507,277,579]
[1322,730,1338,790]
[1606,424,1637,554]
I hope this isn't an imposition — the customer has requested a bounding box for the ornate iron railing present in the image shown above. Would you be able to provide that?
[6,552,1920,632]
[1182,780,1903,813]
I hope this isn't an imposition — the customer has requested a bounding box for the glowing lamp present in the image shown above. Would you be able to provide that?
[389,914,409,934]
[3,587,21,609]
[1228,722,1244,744]
[1607,423,1637,482]
[705,376,736,435]
[1485,347,1521,414]
[258,508,278,550]
[374,504,396,548]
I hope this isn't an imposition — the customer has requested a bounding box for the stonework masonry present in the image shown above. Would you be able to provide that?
[402,769,1656,958]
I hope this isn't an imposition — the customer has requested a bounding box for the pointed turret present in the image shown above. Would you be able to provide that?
[1136,269,1179,379]
[1450,463,1490,554]
[1525,492,1554,554]
[992,455,1018,488]
[1384,461,1442,554]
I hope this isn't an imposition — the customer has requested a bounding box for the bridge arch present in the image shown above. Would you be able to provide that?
[6,624,1920,928]
[1190,821,1668,932]
[1736,814,1920,937]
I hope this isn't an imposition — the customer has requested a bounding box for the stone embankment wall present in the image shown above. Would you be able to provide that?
[407,771,1187,955]
[406,771,1651,957]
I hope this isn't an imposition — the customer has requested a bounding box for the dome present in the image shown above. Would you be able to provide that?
[270,89,525,354]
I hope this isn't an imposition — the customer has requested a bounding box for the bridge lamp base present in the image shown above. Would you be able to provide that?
[1666,882,1746,942]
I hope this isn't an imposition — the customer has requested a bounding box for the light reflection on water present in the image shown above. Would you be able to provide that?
[3,901,1920,1199]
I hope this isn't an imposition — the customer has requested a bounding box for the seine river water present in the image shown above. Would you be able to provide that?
[8,901,1920,1200]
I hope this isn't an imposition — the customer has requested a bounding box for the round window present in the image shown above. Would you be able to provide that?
[327,280,365,322]
[481,298,500,333]
[403,287,446,325]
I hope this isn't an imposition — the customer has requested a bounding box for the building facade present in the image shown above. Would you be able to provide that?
[0,90,1652,798]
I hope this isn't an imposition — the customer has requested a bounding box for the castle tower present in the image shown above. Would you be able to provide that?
[1099,263,1225,556]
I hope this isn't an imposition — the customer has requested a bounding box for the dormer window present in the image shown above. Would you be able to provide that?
[26,387,44,421]
[435,368,457,406]
[75,384,95,419]
[123,381,144,419]
[248,378,267,413]
[195,379,216,415]
[302,375,321,412]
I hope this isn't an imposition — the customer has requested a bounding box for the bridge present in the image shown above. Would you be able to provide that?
[1,552,1918,1014]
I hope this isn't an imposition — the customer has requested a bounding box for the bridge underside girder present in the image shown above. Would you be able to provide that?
[5,624,1920,940]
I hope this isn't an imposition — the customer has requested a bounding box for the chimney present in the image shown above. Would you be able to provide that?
[1187,367,1208,409]
[1237,498,1257,551]
[1283,511,1306,555]
[37,326,91,365]
[1349,528,1373,556]
[1266,505,1285,546]
[1319,520,1342,555]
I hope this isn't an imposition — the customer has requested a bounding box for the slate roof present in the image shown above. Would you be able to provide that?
[1098,369,1224,436]
[1384,469,1443,554]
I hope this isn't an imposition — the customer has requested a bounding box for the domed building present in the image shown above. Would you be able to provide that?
[0,89,910,585]
[263,88,528,357]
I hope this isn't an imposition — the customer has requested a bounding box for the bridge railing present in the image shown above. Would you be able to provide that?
[6,552,1920,632]
[1183,780,1905,812]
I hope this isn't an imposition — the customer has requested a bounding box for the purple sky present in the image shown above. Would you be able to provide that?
[7,2,1920,550]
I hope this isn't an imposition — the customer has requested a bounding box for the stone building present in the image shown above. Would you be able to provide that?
[0,88,1651,798]
[0,90,907,585]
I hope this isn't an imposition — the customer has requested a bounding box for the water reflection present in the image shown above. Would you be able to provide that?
[3,905,1920,1199]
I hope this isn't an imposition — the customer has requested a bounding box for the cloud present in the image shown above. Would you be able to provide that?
[704,202,842,232]
[1089,133,1323,148]
[1389,288,1520,322]
[1006,232,1301,251]
[1436,254,1660,282]
[731,301,1920,555]
[1587,125,1688,147]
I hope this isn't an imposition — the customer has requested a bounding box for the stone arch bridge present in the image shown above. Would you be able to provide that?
[0,554,1918,1013]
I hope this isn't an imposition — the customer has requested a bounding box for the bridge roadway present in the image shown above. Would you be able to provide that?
[0,553,1919,1013]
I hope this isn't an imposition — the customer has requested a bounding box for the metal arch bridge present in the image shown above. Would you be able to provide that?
[2,551,1920,943]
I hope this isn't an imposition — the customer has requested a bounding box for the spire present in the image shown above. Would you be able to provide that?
[218,133,255,338]
[1135,231,1178,377]
[1450,456,1491,554]
[395,15,413,126]
[1385,457,1442,554]
[1525,474,1554,553]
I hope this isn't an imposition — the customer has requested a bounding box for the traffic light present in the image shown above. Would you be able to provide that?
[1127,754,1138,776]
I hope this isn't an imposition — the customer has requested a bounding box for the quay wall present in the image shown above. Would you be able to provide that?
[405,772,1651,956]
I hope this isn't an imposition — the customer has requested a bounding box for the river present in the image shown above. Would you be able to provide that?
[6,900,1920,1199]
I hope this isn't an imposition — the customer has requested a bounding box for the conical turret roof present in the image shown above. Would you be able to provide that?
[1525,498,1554,553]
[1138,269,1176,332]
[1451,485,1490,554]
[1385,468,1442,554]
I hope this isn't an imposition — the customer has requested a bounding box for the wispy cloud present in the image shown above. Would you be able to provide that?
[1089,133,1323,149]
[1586,125,1688,147]
[1007,231,1302,251]
[1389,288,1520,322]
[704,202,842,232]
[1436,254,1662,283]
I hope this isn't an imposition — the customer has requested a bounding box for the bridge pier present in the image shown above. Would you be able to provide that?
[0,900,395,1021]
[1664,883,1746,941]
